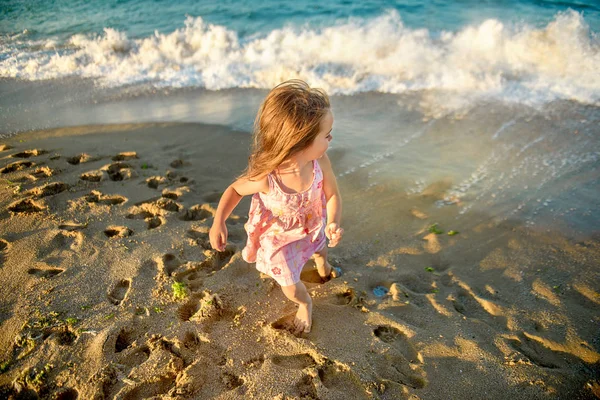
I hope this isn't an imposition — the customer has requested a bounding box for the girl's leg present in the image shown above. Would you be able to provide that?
[313,247,339,280]
[280,281,313,334]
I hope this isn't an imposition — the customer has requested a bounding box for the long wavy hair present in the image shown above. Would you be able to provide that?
[243,80,330,180]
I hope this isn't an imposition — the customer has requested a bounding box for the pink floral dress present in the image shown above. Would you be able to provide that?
[242,160,327,286]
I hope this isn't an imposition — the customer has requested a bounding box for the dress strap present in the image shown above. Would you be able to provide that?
[269,160,318,195]
[266,173,276,194]
[313,159,320,177]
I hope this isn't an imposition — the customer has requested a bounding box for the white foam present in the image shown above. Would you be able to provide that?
[492,119,516,140]
[1,11,599,110]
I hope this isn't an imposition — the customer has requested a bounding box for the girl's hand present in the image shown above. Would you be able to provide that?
[209,222,228,252]
[326,222,344,247]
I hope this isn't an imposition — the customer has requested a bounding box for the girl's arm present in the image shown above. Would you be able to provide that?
[318,153,344,247]
[209,176,268,251]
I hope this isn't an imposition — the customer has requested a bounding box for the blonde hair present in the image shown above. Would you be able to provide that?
[244,80,330,180]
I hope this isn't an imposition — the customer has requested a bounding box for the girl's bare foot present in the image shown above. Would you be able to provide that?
[294,301,312,334]
[317,261,341,282]
[280,282,312,335]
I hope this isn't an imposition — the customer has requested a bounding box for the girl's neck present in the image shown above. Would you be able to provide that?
[277,153,312,175]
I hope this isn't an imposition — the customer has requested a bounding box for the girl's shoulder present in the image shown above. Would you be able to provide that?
[316,153,334,176]
[232,174,270,196]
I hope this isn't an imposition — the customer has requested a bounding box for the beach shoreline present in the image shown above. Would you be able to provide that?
[0,122,598,399]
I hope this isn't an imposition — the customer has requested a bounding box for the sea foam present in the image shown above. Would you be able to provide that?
[1,10,598,109]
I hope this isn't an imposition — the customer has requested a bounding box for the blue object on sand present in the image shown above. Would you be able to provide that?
[373,286,389,297]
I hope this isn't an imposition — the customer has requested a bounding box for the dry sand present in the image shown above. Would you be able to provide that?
[0,123,599,399]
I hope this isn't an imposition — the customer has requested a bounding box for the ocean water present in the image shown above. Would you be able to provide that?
[1,0,599,237]
[2,0,600,105]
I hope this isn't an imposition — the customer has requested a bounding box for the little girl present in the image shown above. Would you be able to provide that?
[209,80,343,335]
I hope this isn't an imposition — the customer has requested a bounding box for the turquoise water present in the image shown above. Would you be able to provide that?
[2,0,600,40]
[1,0,599,107]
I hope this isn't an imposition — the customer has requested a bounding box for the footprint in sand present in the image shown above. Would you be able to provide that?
[26,182,69,198]
[51,388,78,400]
[53,326,78,346]
[177,299,201,322]
[155,198,182,212]
[145,176,168,189]
[172,248,235,276]
[39,231,83,258]
[112,151,138,161]
[181,331,203,350]
[165,172,193,185]
[81,163,136,182]
[58,221,88,231]
[209,247,236,272]
[158,253,182,276]
[373,325,422,364]
[369,326,427,390]
[127,200,163,218]
[27,266,64,278]
[369,351,427,390]
[326,288,367,309]
[178,204,213,221]
[187,228,211,249]
[451,287,507,328]
[121,337,185,388]
[190,291,225,322]
[170,159,185,168]
[104,226,133,238]
[161,190,179,200]
[0,239,9,265]
[146,215,166,230]
[182,293,225,324]
[1,160,35,174]
[108,279,131,305]
[316,359,369,396]
[293,375,318,398]
[162,185,190,200]
[103,162,137,181]
[221,372,244,391]
[85,190,127,205]
[29,166,55,180]
[11,149,47,158]
[8,198,46,213]
[80,170,105,182]
[66,153,93,165]
[0,239,10,252]
[115,378,175,400]
[241,354,265,369]
[115,326,139,353]
[165,170,192,183]
[133,197,181,213]
[174,263,206,292]
[119,344,151,370]
[271,353,317,369]
[506,333,572,369]
[396,273,434,295]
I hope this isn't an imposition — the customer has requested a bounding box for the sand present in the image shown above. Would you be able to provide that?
[0,122,599,399]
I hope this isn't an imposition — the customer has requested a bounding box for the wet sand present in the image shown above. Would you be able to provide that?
[0,122,599,399]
